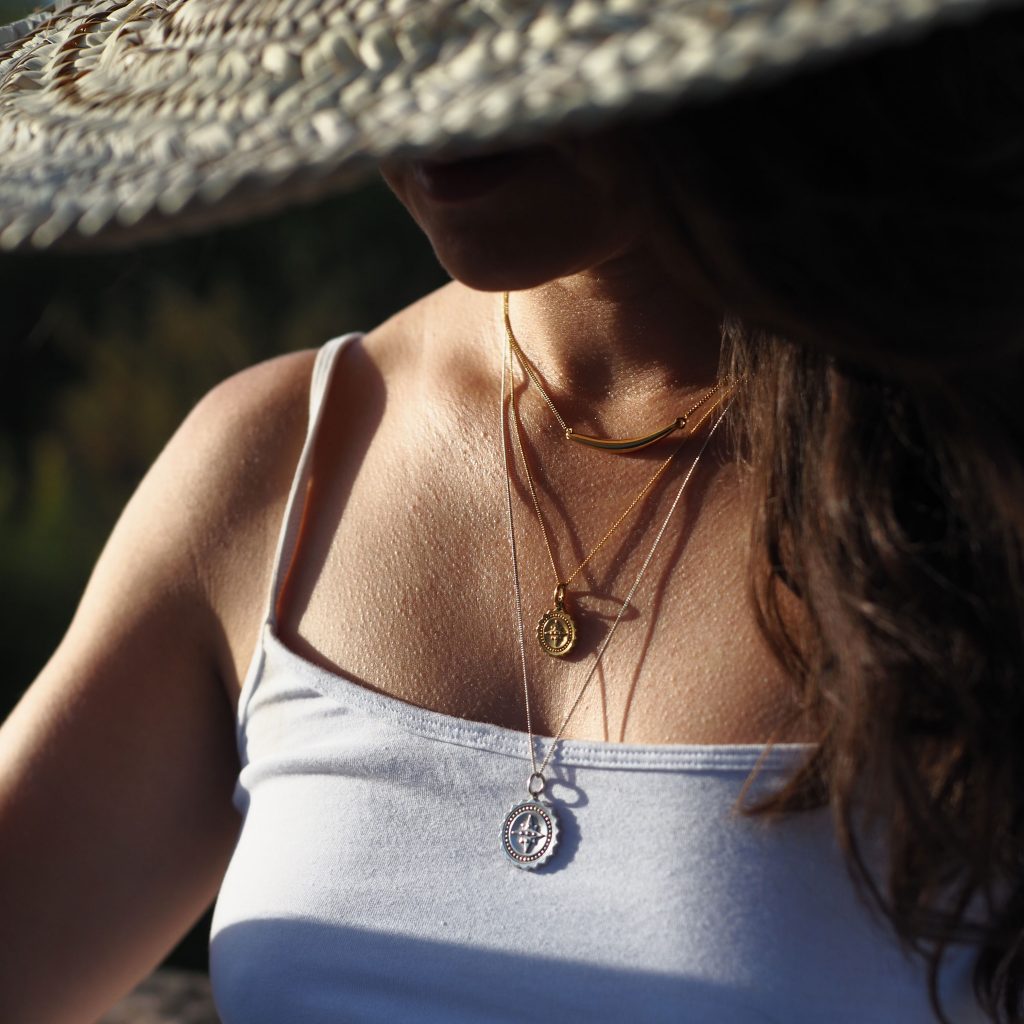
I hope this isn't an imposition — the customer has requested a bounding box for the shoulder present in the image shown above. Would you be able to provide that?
[188,285,488,684]
[84,346,323,697]
[186,283,492,533]
[166,348,330,682]
[184,348,319,471]
[96,348,320,579]
[159,348,318,562]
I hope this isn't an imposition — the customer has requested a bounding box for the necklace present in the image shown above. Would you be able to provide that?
[506,333,691,658]
[499,333,733,869]
[503,291,728,453]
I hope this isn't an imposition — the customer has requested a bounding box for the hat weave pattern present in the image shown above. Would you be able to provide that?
[0,0,1013,250]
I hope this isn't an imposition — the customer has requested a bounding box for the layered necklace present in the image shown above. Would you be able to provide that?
[504,291,727,452]
[502,291,732,659]
[498,302,734,869]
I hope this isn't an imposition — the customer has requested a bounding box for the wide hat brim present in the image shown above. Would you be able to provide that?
[0,0,1016,252]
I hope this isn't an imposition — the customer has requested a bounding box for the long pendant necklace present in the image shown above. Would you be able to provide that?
[499,331,734,869]
[504,291,729,453]
[506,335,692,658]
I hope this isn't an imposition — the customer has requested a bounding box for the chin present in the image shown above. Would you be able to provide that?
[380,154,646,291]
[417,199,645,291]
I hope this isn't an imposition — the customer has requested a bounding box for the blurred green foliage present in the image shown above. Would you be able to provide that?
[0,0,44,22]
[0,1,33,17]
[0,181,447,969]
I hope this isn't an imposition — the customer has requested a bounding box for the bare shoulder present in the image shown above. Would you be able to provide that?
[167,348,322,689]
[183,290,481,690]
[175,348,318,511]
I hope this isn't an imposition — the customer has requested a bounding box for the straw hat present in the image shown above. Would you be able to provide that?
[0,0,1016,251]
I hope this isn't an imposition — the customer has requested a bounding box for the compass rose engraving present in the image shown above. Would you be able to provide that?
[511,811,546,854]
[501,799,559,869]
[537,606,576,657]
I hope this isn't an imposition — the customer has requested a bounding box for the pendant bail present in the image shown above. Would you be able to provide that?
[527,772,547,798]
[553,582,567,611]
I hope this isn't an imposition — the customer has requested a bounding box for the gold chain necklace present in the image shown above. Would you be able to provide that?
[499,333,733,869]
[503,291,728,452]
[506,328,733,659]
[507,335,683,657]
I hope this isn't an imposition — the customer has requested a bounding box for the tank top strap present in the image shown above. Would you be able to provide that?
[262,333,361,630]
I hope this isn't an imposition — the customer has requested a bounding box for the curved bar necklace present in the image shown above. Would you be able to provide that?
[503,291,728,453]
[499,333,734,869]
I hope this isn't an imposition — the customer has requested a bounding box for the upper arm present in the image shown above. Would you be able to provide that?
[0,349,315,1023]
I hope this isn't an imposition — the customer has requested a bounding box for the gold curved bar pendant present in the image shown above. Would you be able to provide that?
[566,417,684,452]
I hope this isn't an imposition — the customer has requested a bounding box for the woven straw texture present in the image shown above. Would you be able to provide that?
[0,0,1015,250]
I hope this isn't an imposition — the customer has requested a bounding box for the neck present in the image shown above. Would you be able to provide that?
[503,253,726,435]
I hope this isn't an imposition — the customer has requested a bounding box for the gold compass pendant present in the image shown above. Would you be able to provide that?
[537,584,576,657]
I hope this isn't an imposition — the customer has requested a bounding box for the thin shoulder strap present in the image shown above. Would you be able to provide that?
[262,333,360,629]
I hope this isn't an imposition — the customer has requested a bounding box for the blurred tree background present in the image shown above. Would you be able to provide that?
[0,179,448,971]
[0,0,33,17]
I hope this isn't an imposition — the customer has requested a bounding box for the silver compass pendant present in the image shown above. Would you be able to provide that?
[501,797,559,869]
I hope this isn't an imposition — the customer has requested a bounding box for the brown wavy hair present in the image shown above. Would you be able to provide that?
[641,7,1024,1022]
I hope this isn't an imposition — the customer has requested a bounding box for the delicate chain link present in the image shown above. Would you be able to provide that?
[533,409,728,777]
[504,291,571,434]
[503,290,728,444]
[506,361,562,586]
[500,341,539,772]
[507,337,684,588]
[508,336,727,589]
[500,316,735,782]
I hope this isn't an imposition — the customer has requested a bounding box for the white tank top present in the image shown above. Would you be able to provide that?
[209,336,983,1023]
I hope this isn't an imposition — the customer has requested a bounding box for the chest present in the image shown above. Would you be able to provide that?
[268,398,804,745]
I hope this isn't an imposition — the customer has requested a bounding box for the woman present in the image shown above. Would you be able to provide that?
[0,1,1022,1022]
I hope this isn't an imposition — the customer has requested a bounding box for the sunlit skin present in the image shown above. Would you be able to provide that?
[0,131,809,1022]
[266,135,807,751]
